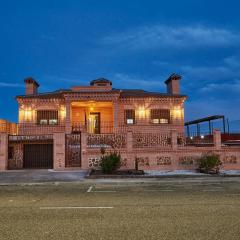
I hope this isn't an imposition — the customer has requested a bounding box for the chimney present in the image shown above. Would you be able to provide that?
[24,77,39,95]
[165,73,181,95]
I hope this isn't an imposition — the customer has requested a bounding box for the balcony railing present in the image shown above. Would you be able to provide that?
[72,121,114,134]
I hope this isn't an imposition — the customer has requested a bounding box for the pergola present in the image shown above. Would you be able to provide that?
[185,115,226,137]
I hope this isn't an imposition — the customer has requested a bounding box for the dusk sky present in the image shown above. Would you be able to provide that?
[1,0,240,126]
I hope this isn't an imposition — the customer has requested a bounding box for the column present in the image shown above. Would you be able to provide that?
[113,101,119,131]
[53,133,65,170]
[81,131,88,169]
[127,131,133,153]
[213,129,221,150]
[171,130,178,151]
[65,100,71,134]
[0,133,8,171]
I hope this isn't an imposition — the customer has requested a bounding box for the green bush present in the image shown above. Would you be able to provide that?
[198,153,222,174]
[101,152,121,174]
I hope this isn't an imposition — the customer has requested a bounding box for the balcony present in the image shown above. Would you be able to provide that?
[72,121,114,134]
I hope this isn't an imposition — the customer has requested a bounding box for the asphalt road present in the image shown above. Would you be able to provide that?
[0,180,240,240]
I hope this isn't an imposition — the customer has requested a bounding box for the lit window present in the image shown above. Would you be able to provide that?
[125,109,135,125]
[151,109,170,124]
[160,119,169,124]
[37,110,58,125]
[40,119,48,125]
[152,119,159,124]
[49,119,58,125]
[127,119,134,124]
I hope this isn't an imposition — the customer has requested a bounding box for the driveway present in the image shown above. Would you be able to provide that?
[0,169,88,184]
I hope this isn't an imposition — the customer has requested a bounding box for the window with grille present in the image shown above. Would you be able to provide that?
[150,109,170,124]
[37,110,58,125]
[125,109,135,124]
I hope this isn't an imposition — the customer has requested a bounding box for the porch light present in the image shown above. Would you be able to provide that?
[60,106,66,120]
[24,108,32,121]
[201,135,205,139]
[137,107,147,119]
[173,108,182,119]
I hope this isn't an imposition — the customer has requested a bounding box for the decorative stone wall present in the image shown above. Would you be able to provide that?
[157,156,171,165]
[133,133,171,148]
[87,133,126,149]
[8,143,24,169]
[88,157,102,168]
[223,155,238,164]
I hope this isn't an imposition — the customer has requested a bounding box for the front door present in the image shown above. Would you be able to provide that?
[89,112,100,134]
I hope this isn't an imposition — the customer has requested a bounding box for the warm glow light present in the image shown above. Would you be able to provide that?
[137,106,147,119]
[173,108,182,119]
[90,107,94,111]
[24,108,32,122]
[60,106,66,120]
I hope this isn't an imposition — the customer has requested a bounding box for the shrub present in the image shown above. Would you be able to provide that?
[101,152,121,174]
[198,153,222,174]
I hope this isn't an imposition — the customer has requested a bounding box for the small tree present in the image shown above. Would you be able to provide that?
[100,152,121,174]
[198,153,222,174]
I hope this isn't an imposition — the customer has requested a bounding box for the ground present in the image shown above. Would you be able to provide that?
[0,178,240,240]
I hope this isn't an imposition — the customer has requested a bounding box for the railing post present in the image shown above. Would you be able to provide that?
[0,133,8,170]
[65,100,72,134]
[53,133,65,170]
[171,130,178,150]
[213,129,221,150]
[127,131,133,153]
[81,131,88,169]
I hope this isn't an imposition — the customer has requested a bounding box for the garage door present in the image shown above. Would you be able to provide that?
[23,144,53,169]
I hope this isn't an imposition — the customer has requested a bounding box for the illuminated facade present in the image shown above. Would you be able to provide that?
[1,74,240,171]
[16,74,186,135]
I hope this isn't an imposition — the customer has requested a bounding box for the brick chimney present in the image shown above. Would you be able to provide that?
[24,77,39,95]
[165,73,181,95]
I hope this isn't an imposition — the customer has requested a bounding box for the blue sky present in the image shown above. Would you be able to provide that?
[1,0,240,127]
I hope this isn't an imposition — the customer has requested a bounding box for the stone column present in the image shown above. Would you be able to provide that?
[113,101,119,132]
[53,133,65,170]
[127,131,133,153]
[171,130,178,150]
[0,133,8,171]
[213,129,221,150]
[65,100,72,134]
[81,131,88,169]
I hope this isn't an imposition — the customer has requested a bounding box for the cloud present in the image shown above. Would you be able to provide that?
[0,82,22,88]
[112,73,165,90]
[102,25,240,50]
[181,65,235,81]
[180,54,240,84]
[199,79,240,93]
[185,98,240,121]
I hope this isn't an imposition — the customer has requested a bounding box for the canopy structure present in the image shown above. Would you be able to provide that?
[185,115,226,137]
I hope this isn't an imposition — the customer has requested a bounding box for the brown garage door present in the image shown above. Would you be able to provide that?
[23,144,53,169]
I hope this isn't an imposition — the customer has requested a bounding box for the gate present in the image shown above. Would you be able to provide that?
[23,144,53,169]
[65,134,81,167]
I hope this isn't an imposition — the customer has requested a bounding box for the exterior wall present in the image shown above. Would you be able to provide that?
[0,133,8,170]
[0,119,17,134]
[8,143,24,169]
[53,133,65,170]
[17,98,66,135]
[82,131,240,171]
[116,98,185,133]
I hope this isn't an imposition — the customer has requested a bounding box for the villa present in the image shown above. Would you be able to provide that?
[0,74,240,171]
